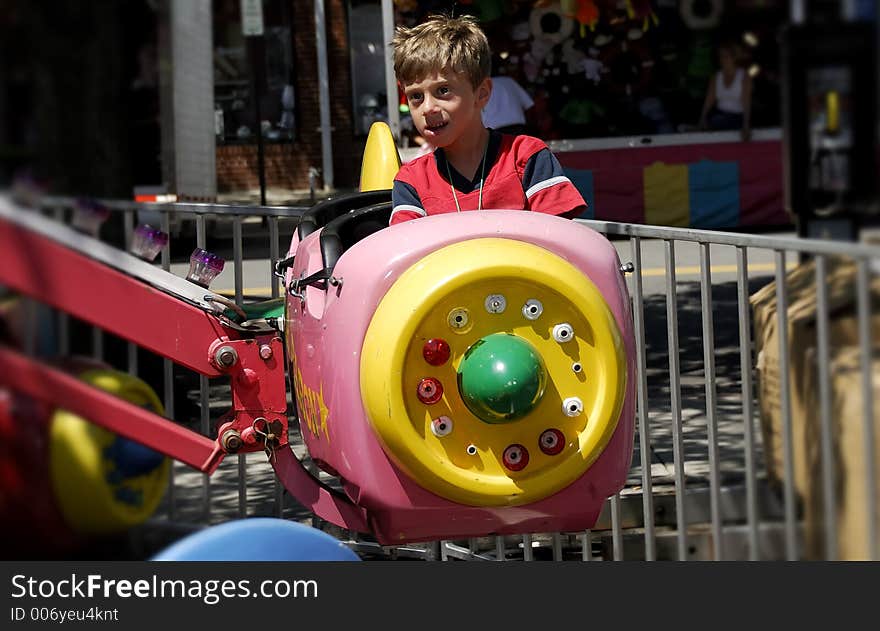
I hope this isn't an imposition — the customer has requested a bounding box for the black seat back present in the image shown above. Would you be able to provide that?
[320,202,393,273]
[297,189,391,241]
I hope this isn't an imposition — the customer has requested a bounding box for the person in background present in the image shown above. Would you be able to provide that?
[482,64,535,135]
[698,40,752,141]
[388,14,586,226]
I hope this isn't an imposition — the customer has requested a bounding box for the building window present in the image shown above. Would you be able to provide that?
[213,0,296,145]
[347,0,388,136]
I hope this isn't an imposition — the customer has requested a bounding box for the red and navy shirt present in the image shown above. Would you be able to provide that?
[390,130,586,225]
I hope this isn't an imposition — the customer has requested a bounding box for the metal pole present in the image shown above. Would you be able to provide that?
[790,0,806,24]
[381,0,400,142]
[248,36,267,206]
[314,0,334,191]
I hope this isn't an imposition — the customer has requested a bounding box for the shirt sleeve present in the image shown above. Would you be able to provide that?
[515,82,534,111]
[521,148,587,217]
[390,179,427,225]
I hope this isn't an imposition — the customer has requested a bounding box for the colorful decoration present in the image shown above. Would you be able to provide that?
[680,0,722,30]
[359,236,628,508]
[625,0,659,32]
[562,0,600,37]
[529,2,575,47]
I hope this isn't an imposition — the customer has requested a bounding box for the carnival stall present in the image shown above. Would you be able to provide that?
[394,0,790,228]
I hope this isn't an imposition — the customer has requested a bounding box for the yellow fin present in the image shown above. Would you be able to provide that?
[359,122,401,192]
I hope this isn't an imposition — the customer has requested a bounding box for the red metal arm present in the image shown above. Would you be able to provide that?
[0,215,232,376]
[0,209,289,464]
[0,346,223,471]
[0,207,370,533]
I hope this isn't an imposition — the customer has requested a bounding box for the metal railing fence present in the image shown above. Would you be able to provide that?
[5,196,878,561]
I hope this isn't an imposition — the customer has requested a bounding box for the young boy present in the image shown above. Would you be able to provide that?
[389,14,587,225]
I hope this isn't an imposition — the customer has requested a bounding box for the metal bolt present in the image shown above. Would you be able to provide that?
[447,307,470,330]
[562,397,584,417]
[484,294,507,314]
[221,429,243,453]
[259,344,273,360]
[620,262,635,274]
[522,299,543,320]
[552,323,574,343]
[215,345,238,368]
[431,416,453,437]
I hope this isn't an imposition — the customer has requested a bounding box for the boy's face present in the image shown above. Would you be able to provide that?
[402,69,491,149]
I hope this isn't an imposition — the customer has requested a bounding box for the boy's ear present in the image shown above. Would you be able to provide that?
[477,77,492,107]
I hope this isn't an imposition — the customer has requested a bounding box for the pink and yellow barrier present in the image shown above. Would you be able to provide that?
[556,132,791,229]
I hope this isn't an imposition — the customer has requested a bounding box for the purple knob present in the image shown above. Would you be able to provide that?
[130,224,169,262]
[71,198,111,236]
[186,248,225,288]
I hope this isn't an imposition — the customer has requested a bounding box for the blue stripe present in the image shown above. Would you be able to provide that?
[391,180,424,212]
[688,160,739,229]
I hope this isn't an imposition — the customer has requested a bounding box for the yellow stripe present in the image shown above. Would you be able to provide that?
[217,288,275,298]
[639,262,797,278]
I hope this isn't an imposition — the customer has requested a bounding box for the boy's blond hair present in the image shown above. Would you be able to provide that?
[391,14,491,89]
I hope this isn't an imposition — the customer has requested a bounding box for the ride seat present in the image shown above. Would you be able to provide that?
[297,189,391,241]
[320,202,393,273]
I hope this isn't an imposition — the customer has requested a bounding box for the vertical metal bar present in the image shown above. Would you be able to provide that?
[127,340,139,376]
[856,259,878,561]
[552,533,563,561]
[122,210,134,262]
[440,541,450,561]
[123,211,138,375]
[630,236,656,560]
[775,250,798,560]
[268,215,284,511]
[814,255,837,559]
[233,215,247,519]
[57,312,69,357]
[495,537,506,561]
[196,215,211,519]
[736,247,760,560]
[92,327,104,360]
[52,207,69,356]
[380,0,400,141]
[611,494,623,561]
[269,216,280,300]
[314,0,334,190]
[700,243,723,560]
[233,215,244,304]
[790,0,806,24]
[580,531,592,561]
[92,192,104,362]
[21,299,36,357]
[161,212,176,520]
[665,239,687,560]
[522,534,533,561]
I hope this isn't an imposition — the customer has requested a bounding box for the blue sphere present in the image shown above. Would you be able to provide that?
[151,518,361,561]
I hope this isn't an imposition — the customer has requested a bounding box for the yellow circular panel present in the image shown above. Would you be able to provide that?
[49,369,170,534]
[361,238,626,506]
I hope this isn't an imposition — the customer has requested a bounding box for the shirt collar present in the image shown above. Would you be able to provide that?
[434,129,503,194]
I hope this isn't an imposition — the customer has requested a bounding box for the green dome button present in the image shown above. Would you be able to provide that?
[457,333,547,423]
